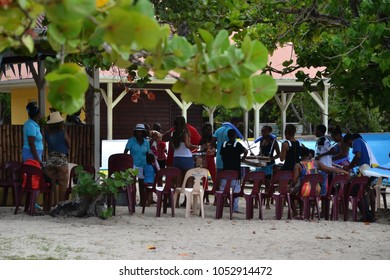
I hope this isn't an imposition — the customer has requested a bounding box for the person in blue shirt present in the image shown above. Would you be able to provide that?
[142,153,158,207]
[124,124,151,206]
[343,133,377,222]
[343,133,378,170]
[22,102,43,164]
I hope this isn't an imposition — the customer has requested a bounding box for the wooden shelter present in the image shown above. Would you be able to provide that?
[1,44,330,170]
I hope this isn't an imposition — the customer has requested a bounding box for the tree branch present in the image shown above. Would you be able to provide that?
[349,0,360,18]
[275,6,351,27]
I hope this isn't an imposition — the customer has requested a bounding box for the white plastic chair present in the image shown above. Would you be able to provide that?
[173,167,209,218]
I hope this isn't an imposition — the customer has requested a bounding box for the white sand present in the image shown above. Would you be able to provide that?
[1,202,389,260]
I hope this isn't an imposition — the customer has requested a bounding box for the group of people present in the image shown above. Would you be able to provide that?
[22,101,379,221]
[274,123,377,221]
[125,117,378,221]
[123,116,247,211]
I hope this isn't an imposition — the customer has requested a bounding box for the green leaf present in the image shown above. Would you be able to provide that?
[21,35,34,53]
[198,29,214,53]
[154,69,169,79]
[137,67,149,78]
[0,37,13,53]
[168,36,194,66]
[64,0,96,18]
[239,79,254,110]
[46,63,89,115]
[241,35,252,57]
[221,80,244,108]
[99,207,113,220]
[103,9,162,50]
[383,76,390,88]
[45,3,80,23]
[282,59,293,67]
[212,30,230,52]
[47,24,67,46]
[246,41,268,70]
[251,74,277,104]
[133,0,155,18]
[173,76,203,101]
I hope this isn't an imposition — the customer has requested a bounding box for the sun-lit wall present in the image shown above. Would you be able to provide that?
[10,87,47,124]
[10,86,86,124]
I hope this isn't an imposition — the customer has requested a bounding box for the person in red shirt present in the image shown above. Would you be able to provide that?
[199,122,216,204]
[150,130,167,169]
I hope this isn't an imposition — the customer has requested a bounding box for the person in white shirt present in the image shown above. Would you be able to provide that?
[314,124,332,195]
[315,124,332,167]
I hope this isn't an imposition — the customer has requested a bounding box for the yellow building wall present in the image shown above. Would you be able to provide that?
[11,86,86,124]
[11,87,48,125]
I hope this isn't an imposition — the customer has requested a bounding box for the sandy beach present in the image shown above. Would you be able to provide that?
[1,199,389,260]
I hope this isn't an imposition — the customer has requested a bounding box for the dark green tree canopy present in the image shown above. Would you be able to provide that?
[153,0,390,110]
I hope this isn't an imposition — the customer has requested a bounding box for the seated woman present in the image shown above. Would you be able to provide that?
[330,126,350,167]
[291,147,349,219]
[319,125,350,167]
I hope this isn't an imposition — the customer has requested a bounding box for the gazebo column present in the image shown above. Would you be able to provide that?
[89,68,100,173]
[166,89,192,120]
[203,106,216,131]
[253,102,265,139]
[101,82,128,140]
[275,91,295,138]
[308,84,329,131]
[244,110,249,139]
[106,83,113,140]
[323,84,329,130]
[27,59,46,116]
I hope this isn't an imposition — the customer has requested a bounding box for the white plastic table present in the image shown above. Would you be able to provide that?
[361,164,390,210]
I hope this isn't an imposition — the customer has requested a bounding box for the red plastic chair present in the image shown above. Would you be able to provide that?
[240,171,266,220]
[214,170,240,219]
[204,173,219,203]
[107,154,135,216]
[65,165,96,200]
[346,176,370,222]
[14,163,52,215]
[0,161,22,206]
[142,167,181,217]
[271,171,294,220]
[323,174,349,221]
[299,174,324,220]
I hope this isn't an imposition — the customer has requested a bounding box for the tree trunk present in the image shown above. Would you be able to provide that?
[290,103,312,134]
